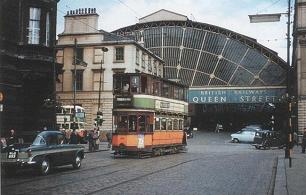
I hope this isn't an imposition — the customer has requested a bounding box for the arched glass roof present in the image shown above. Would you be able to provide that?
[113,19,288,87]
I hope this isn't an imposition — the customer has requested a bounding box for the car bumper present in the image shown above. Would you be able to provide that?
[1,158,37,168]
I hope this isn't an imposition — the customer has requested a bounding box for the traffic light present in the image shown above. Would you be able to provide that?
[95,111,104,126]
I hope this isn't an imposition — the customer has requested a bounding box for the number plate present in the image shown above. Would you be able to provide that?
[7,151,17,159]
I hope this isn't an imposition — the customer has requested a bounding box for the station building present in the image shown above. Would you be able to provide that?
[113,9,292,131]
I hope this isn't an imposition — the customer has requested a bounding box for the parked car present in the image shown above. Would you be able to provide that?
[242,126,262,132]
[253,130,285,149]
[1,131,85,176]
[231,130,256,143]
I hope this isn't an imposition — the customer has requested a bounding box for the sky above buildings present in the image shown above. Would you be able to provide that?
[57,0,291,61]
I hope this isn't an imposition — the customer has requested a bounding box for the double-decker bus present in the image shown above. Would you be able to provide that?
[112,73,189,157]
[56,105,87,141]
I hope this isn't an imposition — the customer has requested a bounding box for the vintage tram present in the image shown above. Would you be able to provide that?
[112,73,189,157]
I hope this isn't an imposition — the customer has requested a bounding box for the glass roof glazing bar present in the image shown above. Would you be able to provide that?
[191,31,207,86]
[176,27,186,79]
[228,48,249,85]
[208,38,229,85]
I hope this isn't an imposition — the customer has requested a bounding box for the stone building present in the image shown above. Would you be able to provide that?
[293,0,306,133]
[0,0,61,135]
[56,8,164,131]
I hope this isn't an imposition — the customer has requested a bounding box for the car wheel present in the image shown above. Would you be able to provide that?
[255,145,260,149]
[72,154,82,169]
[38,157,51,176]
[233,138,239,143]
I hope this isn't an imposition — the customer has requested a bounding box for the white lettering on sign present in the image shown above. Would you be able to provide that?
[192,96,227,103]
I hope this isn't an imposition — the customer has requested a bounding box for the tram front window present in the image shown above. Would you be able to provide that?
[139,115,145,132]
[117,116,128,132]
[129,115,137,132]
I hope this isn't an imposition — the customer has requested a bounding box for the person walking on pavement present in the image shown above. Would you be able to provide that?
[6,129,18,146]
[87,129,95,152]
[70,130,79,144]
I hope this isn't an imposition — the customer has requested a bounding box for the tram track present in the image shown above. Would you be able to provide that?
[2,153,187,194]
[85,158,202,195]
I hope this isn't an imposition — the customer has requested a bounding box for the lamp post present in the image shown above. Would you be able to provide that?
[96,47,108,127]
[249,0,292,167]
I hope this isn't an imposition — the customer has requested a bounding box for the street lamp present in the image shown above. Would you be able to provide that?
[249,0,293,167]
[96,47,108,127]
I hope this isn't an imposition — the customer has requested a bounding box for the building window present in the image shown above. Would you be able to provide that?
[56,73,63,92]
[74,48,84,65]
[56,49,64,64]
[93,48,103,64]
[136,49,140,65]
[28,7,41,44]
[73,70,83,91]
[114,47,124,62]
[93,70,104,91]
[153,60,157,75]
[148,56,152,72]
[45,12,50,46]
[141,54,146,68]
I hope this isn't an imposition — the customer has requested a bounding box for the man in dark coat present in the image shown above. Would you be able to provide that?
[70,130,79,144]
[6,129,18,146]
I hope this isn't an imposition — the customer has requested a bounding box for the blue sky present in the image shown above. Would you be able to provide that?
[57,0,291,61]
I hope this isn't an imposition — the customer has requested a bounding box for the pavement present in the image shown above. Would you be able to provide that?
[274,145,306,195]
[80,141,111,153]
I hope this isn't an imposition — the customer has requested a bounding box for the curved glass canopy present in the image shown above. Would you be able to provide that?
[113,19,288,87]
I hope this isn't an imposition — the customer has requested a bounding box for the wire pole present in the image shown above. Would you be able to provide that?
[73,38,77,130]
[285,0,292,168]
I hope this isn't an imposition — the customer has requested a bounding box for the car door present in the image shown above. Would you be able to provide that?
[46,133,61,166]
[55,133,69,165]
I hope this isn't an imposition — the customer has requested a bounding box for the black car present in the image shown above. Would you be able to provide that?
[1,131,85,176]
[253,130,285,149]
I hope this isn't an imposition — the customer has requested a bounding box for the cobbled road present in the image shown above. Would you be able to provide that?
[1,131,282,195]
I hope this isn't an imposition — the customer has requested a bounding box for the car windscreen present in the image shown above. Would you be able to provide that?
[32,135,46,145]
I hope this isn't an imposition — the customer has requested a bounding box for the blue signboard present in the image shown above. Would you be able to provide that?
[188,87,287,104]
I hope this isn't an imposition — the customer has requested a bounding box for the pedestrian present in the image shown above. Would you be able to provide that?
[93,128,99,151]
[87,129,95,152]
[106,131,112,148]
[6,129,18,146]
[70,130,79,144]
[215,123,220,133]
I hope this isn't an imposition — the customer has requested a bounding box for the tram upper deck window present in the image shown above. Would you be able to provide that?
[162,83,170,98]
[114,75,130,94]
[153,81,160,96]
[141,76,148,94]
[131,76,140,93]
